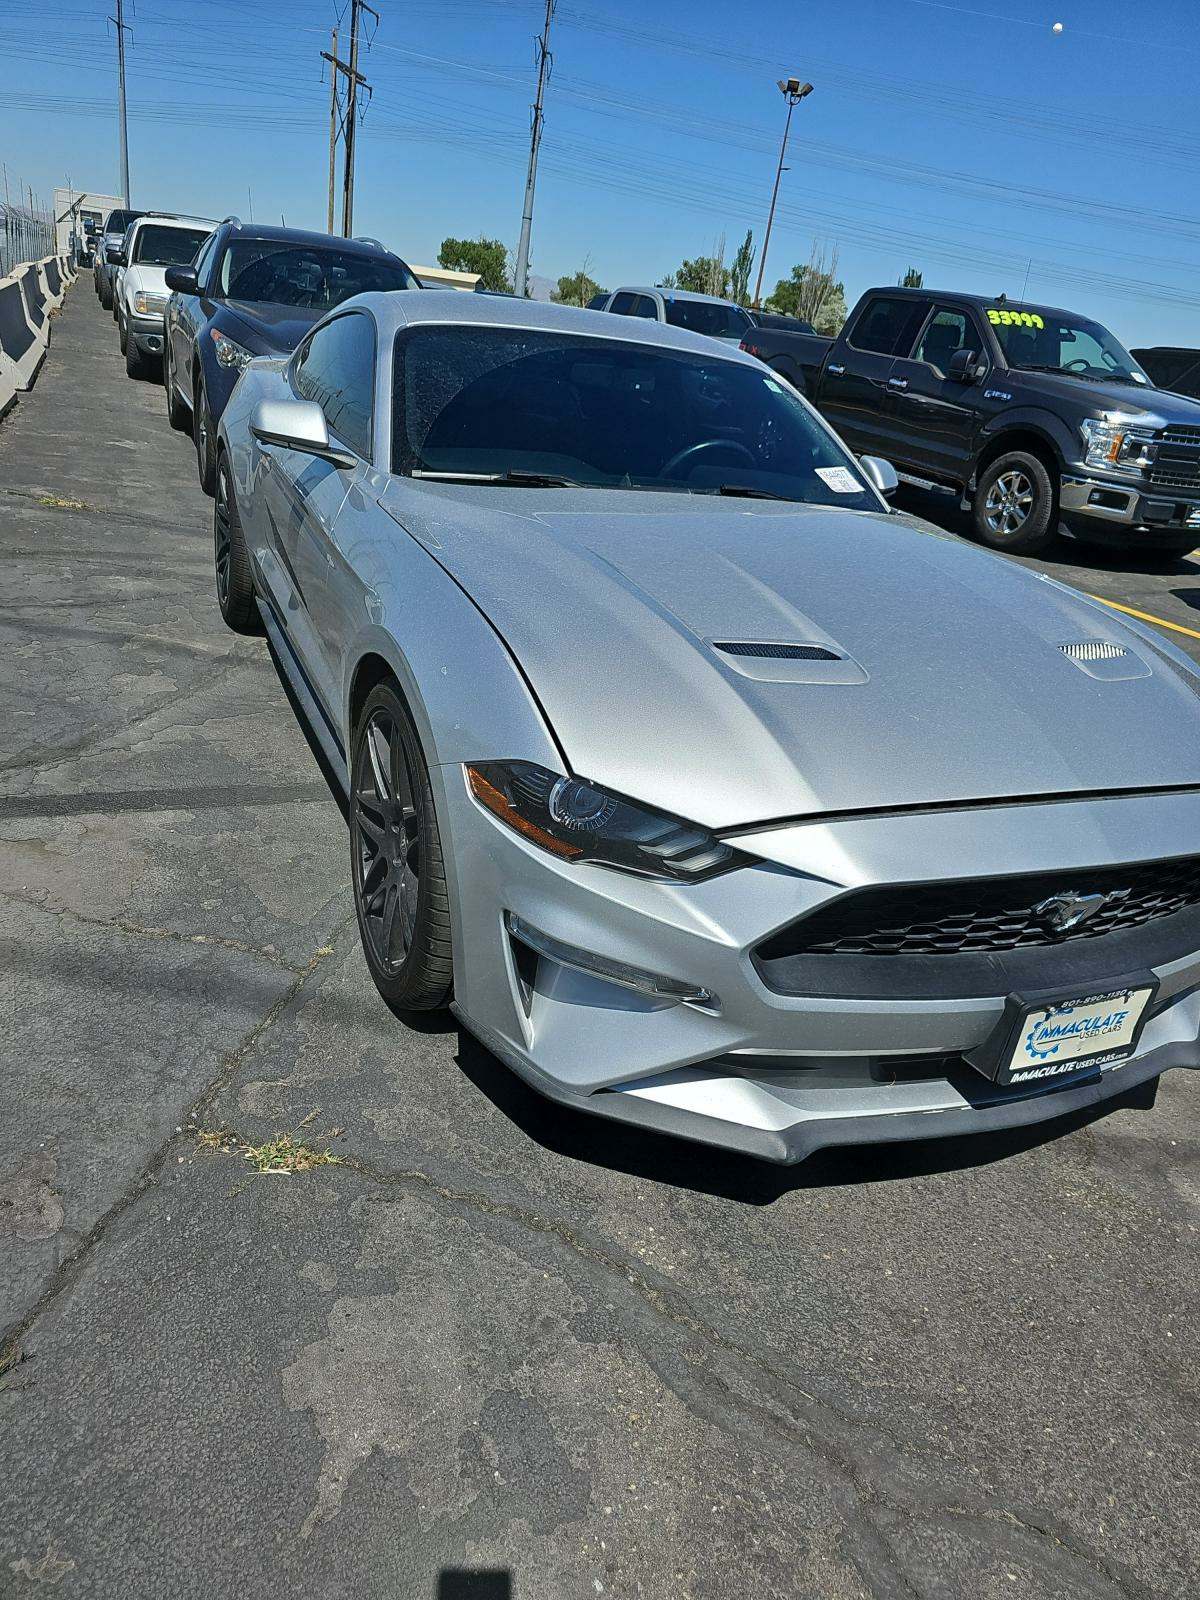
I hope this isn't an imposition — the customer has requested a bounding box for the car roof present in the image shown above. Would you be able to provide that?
[873,285,1083,321]
[613,285,748,308]
[220,220,404,258]
[348,289,766,366]
[130,213,215,230]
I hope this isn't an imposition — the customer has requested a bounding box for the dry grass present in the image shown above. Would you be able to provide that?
[195,1127,341,1175]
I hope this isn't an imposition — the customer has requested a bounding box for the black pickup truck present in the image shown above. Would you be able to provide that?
[740,287,1200,555]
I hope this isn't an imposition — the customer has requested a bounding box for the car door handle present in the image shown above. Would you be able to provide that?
[887,376,909,390]
[827,363,846,375]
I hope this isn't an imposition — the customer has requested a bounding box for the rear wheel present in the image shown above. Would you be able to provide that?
[99,276,112,310]
[194,372,216,495]
[972,450,1056,554]
[213,453,259,633]
[163,343,190,430]
[350,683,454,1013]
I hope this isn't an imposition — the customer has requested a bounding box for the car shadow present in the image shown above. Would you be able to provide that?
[451,1028,1157,1206]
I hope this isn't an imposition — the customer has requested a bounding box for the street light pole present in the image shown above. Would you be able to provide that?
[752,77,813,310]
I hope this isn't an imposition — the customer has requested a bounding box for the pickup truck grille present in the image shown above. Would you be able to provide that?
[756,855,1200,958]
[1150,427,1200,492]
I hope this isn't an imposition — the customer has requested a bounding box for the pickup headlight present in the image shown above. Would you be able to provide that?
[1080,417,1157,473]
[465,761,751,881]
[210,328,254,370]
[132,290,168,316]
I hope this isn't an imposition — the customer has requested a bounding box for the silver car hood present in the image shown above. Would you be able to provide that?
[389,486,1200,829]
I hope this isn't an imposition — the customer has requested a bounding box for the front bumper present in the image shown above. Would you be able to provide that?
[437,770,1200,1163]
[1061,472,1200,544]
[129,313,166,357]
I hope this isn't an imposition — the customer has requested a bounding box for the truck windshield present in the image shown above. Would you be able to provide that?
[393,325,882,510]
[990,307,1150,385]
[132,225,211,266]
[220,243,417,308]
[663,300,753,341]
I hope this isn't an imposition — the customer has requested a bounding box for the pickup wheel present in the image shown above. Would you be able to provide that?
[972,451,1056,554]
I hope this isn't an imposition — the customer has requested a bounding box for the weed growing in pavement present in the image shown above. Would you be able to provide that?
[195,1128,342,1175]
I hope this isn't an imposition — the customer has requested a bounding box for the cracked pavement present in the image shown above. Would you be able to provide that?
[1,287,1198,1600]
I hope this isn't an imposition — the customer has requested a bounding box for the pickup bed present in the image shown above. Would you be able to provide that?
[741,287,1200,555]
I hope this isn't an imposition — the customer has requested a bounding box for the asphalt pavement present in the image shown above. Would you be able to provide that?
[1,286,1197,1600]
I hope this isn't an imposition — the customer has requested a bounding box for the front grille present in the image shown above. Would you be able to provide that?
[758,854,1200,959]
[1150,427,1200,492]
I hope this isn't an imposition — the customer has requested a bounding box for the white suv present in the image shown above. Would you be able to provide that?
[114,213,214,379]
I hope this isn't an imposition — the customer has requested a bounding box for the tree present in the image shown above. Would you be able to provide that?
[437,236,512,293]
[553,267,604,306]
[766,242,847,334]
[900,266,923,288]
[659,233,734,298]
[729,229,755,306]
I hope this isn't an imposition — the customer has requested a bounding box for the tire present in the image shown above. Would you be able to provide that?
[213,453,259,633]
[125,337,149,379]
[118,312,127,355]
[349,682,454,1013]
[164,343,190,430]
[99,277,112,310]
[194,373,216,495]
[972,450,1057,554]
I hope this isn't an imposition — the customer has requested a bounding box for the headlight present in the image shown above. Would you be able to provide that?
[465,761,751,881]
[1080,417,1157,473]
[210,328,254,370]
[132,290,167,316]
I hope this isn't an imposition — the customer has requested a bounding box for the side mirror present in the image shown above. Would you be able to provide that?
[106,247,125,266]
[947,347,984,383]
[859,455,898,500]
[164,264,199,295]
[250,398,358,469]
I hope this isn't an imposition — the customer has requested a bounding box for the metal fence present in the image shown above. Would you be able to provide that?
[1,200,55,280]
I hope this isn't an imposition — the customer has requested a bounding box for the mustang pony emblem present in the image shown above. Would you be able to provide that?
[1033,888,1129,937]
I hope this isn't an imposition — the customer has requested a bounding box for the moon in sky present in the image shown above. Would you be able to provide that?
[1052,20,1064,32]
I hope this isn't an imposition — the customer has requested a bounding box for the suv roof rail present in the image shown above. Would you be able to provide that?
[353,235,386,249]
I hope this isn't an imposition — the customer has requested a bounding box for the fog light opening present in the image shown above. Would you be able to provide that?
[505,913,719,1012]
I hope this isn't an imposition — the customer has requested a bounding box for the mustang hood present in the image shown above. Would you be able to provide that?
[392,489,1200,829]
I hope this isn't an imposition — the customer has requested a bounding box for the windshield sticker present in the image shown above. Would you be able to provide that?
[763,378,785,394]
[816,466,862,494]
[987,308,1044,329]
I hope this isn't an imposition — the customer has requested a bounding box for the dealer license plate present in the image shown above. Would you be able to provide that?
[1000,986,1153,1086]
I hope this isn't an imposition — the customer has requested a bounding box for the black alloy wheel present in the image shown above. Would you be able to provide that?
[350,684,453,1013]
[194,373,216,495]
[212,454,259,633]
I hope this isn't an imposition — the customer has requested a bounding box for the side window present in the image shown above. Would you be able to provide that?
[632,295,659,319]
[293,313,376,460]
[848,296,931,357]
[608,292,638,316]
[913,308,981,375]
[192,232,220,292]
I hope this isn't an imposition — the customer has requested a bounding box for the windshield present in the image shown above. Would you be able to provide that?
[392,326,882,509]
[219,242,417,309]
[663,299,753,341]
[988,306,1149,384]
[132,225,210,267]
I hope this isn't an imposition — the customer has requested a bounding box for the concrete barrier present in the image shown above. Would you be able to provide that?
[0,253,70,414]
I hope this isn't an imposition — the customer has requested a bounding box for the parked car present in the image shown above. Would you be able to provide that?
[110,214,214,379]
[163,218,418,493]
[212,291,1200,1164]
[740,286,1200,555]
[598,285,754,343]
[93,208,144,308]
[1132,347,1200,402]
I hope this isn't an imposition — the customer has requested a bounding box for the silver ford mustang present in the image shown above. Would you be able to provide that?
[214,291,1200,1163]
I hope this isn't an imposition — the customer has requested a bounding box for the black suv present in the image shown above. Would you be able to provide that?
[163,219,418,492]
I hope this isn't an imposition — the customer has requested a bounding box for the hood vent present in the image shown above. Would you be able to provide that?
[714,641,840,661]
[1059,641,1128,662]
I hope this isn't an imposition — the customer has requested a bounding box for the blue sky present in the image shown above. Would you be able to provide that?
[3,0,1197,345]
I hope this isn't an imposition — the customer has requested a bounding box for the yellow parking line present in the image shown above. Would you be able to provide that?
[1086,593,1200,643]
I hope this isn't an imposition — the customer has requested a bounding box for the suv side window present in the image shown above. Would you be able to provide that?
[632,295,659,319]
[913,308,983,376]
[848,296,931,356]
[192,231,220,293]
[608,292,638,316]
[293,312,375,460]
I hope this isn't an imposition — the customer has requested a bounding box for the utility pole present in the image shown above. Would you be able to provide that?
[513,0,554,300]
[752,77,813,310]
[322,3,375,238]
[111,0,131,206]
[326,27,339,233]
